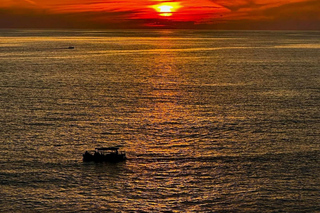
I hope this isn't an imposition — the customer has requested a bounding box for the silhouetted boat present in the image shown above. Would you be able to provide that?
[68,46,75,49]
[83,147,126,163]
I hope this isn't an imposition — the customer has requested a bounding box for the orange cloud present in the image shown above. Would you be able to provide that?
[0,0,319,29]
[217,0,320,29]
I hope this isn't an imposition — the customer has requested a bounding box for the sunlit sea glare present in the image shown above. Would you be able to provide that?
[0,30,319,212]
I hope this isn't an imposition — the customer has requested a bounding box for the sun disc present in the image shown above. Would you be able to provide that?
[158,5,173,13]
[160,13,172,17]
[151,2,182,17]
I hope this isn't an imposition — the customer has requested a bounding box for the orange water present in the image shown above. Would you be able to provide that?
[1,30,319,212]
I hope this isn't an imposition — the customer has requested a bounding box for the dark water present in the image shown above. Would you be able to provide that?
[0,30,319,212]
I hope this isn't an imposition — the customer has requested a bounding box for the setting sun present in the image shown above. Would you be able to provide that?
[1,0,319,29]
[151,2,182,17]
[158,5,173,13]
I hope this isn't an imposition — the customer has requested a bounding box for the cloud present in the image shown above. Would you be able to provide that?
[23,0,37,5]
[211,0,319,18]
[260,0,320,19]
[210,0,320,29]
[210,0,265,12]
[1,0,38,8]
[0,0,319,29]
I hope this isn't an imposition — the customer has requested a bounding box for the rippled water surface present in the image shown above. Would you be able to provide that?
[1,30,320,212]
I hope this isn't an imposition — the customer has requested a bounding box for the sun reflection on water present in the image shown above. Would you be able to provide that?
[130,40,197,157]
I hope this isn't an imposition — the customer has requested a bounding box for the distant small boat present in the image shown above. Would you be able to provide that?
[68,46,75,49]
[83,147,126,163]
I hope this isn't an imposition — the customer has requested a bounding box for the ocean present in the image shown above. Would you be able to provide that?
[0,29,319,212]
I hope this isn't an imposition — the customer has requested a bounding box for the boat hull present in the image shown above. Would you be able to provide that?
[83,151,126,163]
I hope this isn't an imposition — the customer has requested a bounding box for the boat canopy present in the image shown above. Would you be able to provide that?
[95,147,119,151]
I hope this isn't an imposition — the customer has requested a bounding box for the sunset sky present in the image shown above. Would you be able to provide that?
[0,0,319,29]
